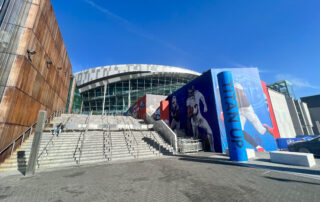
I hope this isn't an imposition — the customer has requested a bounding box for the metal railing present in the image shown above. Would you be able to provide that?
[0,109,64,162]
[73,112,91,165]
[121,116,139,158]
[102,114,112,161]
[105,125,112,161]
[178,138,203,153]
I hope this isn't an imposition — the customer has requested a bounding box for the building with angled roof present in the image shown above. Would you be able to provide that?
[74,64,200,114]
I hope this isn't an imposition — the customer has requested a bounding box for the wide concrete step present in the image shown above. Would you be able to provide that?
[110,153,134,159]
[38,156,76,163]
[109,156,135,161]
[24,139,79,145]
[38,161,78,169]
[109,150,131,154]
[79,158,107,165]
[38,158,77,166]
[108,146,128,150]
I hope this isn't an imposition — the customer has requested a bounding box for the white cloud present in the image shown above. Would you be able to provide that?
[84,0,190,56]
[228,62,264,71]
[275,74,319,89]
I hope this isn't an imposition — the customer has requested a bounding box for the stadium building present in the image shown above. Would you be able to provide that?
[74,64,200,114]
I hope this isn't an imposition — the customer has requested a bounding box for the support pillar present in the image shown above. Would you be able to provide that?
[128,79,131,108]
[102,83,107,115]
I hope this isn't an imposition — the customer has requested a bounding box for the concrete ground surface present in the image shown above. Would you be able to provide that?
[0,153,320,202]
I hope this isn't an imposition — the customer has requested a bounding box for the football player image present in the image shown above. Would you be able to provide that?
[234,82,275,152]
[186,86,215,152]
[170,96,180,131]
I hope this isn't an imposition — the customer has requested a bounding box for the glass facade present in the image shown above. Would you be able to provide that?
[66,77,82,113]
[267,80,296,99]
[81,75,193,114]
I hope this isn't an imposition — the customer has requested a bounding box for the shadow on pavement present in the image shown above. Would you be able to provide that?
[177,154,320,176]
[142,137,174,156]
[264,176,320,185]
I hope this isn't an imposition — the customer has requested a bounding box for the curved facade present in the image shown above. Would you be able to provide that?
[75,64,200,114]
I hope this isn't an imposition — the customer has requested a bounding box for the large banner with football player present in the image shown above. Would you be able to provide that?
[167,71,221,152]
[211,68,278,152]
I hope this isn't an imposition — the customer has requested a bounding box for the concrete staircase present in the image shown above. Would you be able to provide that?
[0,114,174,174]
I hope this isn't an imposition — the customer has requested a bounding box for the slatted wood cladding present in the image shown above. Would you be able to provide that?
[0,0,72,162]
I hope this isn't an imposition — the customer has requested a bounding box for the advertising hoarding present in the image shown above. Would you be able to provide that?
[167,70,220,152]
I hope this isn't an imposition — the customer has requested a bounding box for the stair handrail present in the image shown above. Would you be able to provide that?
[121,118,132,156]
[102,114,112,161]
[73,112,91,165]
[120,116,139,158]
[102,115,106,159]
[126,117,139,158]
[108,124,112,161]
[78,112,91,165]
[73,130,84,163]
[129,128,139,158]
[107,115,112,161]
[0,109,64,160]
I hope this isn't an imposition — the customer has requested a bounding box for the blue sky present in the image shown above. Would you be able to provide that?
[51,0,320,98]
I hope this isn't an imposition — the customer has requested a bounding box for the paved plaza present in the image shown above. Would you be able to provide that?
[0,153,320,202]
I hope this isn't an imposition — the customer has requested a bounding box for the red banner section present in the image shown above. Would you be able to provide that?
[160,100,170,125]
[261,81,280,139]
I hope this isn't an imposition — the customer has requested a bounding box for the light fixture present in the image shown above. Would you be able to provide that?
[27,49,36,61]
[46,61,52,68]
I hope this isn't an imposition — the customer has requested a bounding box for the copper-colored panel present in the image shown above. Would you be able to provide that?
[6,56,24,87]
[25,4,39,29]
[0,87,15,123]
[16,27,31,56]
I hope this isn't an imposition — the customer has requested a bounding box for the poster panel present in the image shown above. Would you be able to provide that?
[167,70,221,152]
[145,94,166,121]
[127,95,146,120]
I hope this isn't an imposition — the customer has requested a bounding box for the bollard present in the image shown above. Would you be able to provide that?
[218,71,248,162]
[26,110,47,176]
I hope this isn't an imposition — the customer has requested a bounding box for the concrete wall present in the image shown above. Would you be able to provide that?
[0,0,72,161]
[301,95,320,135]
[300,102,313,135]
[286,97,304,135]
[268,89,296,138]
[308,107,320,134]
